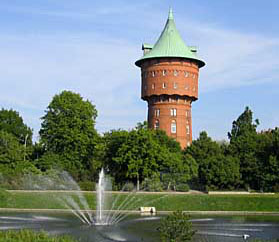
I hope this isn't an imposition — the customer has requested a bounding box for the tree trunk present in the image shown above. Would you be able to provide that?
[137,174,140,191]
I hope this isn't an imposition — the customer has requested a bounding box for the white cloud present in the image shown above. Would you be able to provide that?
[0,5,278,140]
[176,19,279,92]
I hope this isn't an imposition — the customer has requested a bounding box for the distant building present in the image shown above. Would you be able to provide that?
[135,9,206,148]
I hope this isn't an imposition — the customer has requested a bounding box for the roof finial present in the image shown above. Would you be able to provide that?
[168,7,174,20]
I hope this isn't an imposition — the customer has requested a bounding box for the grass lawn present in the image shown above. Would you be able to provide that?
[0,229,77,242]
[1,191,279,212]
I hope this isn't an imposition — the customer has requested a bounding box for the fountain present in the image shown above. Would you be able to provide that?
[1,170,279,241]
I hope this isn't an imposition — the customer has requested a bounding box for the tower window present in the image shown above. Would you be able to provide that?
[154,120,159,129]
[193,74,196,79]
[152,71,155,77]
[152,83,155,89]
[193,87,196,92]
[186,125,190,134]
[170,108,177,117]
[163,70,167,76]
[185,71,189,77]
[186,110,191,117]
[144,85,147,90]
[154,109,160,117]
[171,120,176,134]
[173,83,177,89]
[174,70,178,76]
[185,85,189,90]
[163,83,167,89]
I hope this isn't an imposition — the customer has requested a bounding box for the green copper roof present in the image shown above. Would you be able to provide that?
[135,8,205,68]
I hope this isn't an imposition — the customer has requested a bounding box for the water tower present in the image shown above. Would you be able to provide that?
[135,9,205,148]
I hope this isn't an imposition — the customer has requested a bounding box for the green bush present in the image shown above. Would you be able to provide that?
[78,181,96,191]
[176,184,190,192]
[0,229,77,242]
[157,211,196,241]
[141,174,163,192]
[122,182,135,191]
[0,188,10,207]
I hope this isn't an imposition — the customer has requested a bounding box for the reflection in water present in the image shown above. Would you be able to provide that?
[0,212,279,241]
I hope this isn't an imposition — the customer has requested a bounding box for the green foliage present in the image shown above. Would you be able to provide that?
[141,173,163,191]
[0,188,10,207]
[103,125,195,190]
[228,106,259,189]
[176,184,190,192]
[0,229,77,242]
[78,181,96,191]
[122,182,135,191]
[0,131,39,177]
[157,211,196,242]
[186,131,241,190]
[0,108,33,145]
[39,90,99,180]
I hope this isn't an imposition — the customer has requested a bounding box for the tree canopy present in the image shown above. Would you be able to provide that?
[39,91,98,179]
[0,108,32,145]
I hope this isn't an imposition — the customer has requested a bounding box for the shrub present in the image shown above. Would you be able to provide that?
[0,229,77,242]
[122,182,135,191]
[141,174,163,192]
[176,184,190,192]
[78,181,96,191]
[0,188,11,207]
[157,211,196,242]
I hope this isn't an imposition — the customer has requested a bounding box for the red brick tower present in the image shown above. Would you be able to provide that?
[135,9,205,148]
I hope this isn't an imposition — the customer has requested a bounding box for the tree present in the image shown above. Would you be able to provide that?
[103,124,193,190]
[39,91,98,180]
[157,211,196,242]
[0,108,32,145]
[228,107,259,189]
[0,130,38,176]
[186,131,241,190]
[256,128,279,191]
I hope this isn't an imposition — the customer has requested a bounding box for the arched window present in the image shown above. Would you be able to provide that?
[184,71,189,77]
[152,71,155,77]
[171,120,176,134]
[154,120,159,130]
[174,70,178,76]
[162,83,167,89]
[163,70,167,76]
[173,82,177,89]
[152,83,155,89]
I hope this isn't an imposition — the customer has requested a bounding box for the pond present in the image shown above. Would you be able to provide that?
[0,212,279,241]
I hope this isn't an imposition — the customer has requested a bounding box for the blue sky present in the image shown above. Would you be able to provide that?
[0,0,278,141]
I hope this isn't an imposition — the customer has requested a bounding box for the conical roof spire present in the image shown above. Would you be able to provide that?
[168,7,174,20]
[135,9,205,68]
